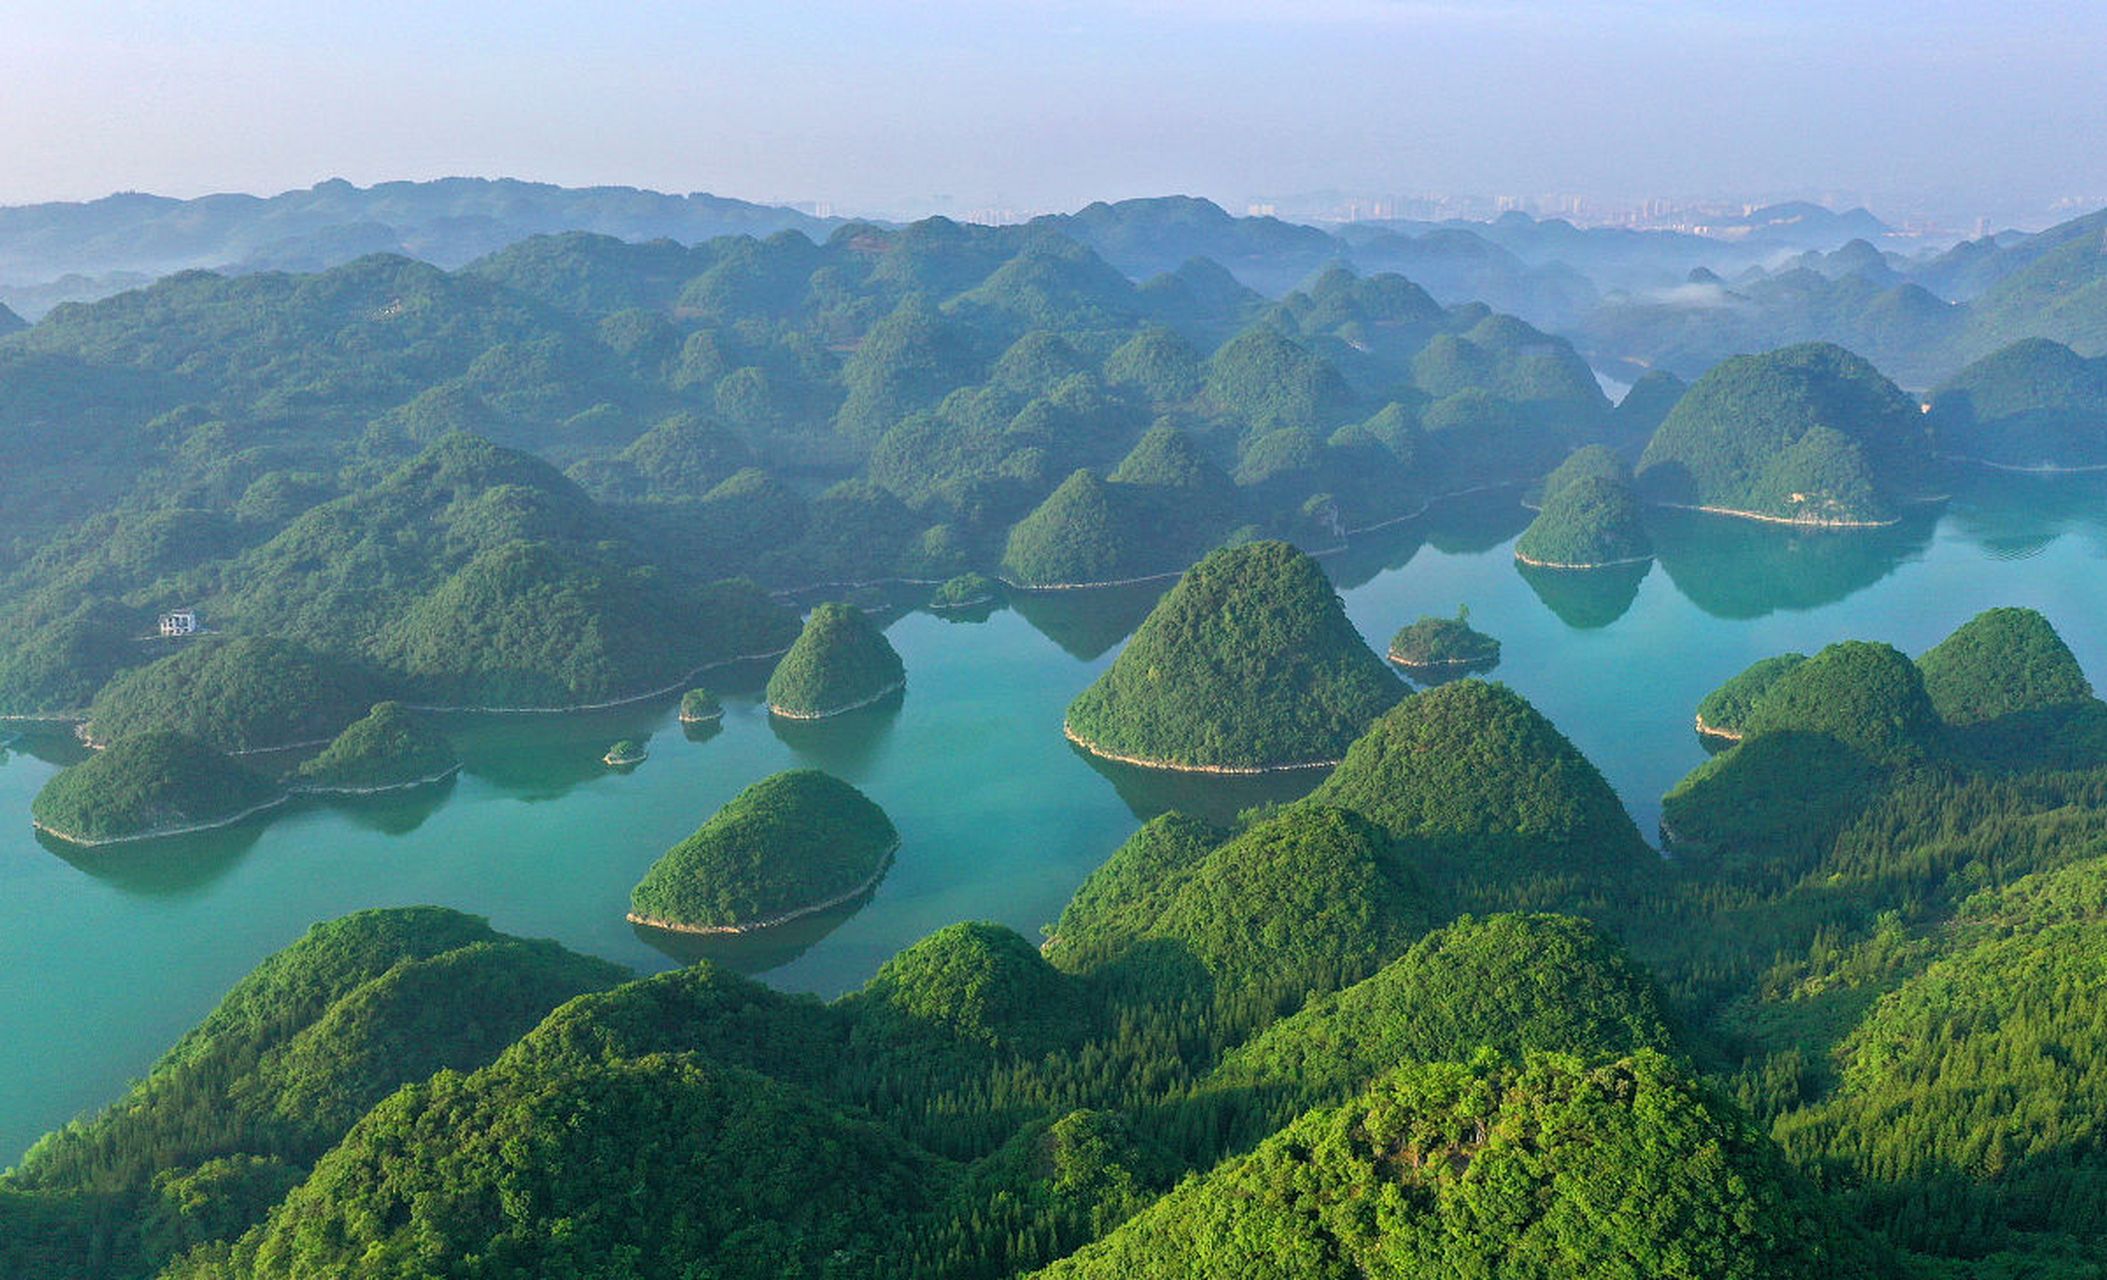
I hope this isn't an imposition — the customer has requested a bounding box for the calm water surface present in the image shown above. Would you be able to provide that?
[2,472,2102,1164]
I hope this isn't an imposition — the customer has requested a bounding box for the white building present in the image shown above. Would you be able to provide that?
[158,609,199,637]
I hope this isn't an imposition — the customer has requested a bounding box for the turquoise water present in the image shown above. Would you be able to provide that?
[2,472,2102,1166]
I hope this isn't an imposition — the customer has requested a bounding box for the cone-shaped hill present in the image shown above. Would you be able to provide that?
[1001,429,1241,589]
[1039,1051,1887,1280]
[1309,680,1645,853]
[764,603,905,719]
[1063,540,1403,770]
[1515,451,1653,570]
[1916,606,2094,727]
[1636,341,1931,526]
[1926,338,2107,471]
[1044,805,1432,1014]
[1741,640,1942,765]
[628,770,898,933]
[294,701,459,792]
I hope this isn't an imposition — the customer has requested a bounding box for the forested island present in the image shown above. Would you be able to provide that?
[292,702,458,793]
[1063,541,1403,770]
[30,733,287,845]
[1386,607,1501,671]
[628,770,898,933]
[1513,446,1653,568]
[764,603,906,718]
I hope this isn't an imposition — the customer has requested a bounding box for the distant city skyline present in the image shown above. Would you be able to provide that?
[4,1,2103,234]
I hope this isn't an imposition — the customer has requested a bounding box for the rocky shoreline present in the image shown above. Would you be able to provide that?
[1061,719,1341,775]
[626,845,898,935]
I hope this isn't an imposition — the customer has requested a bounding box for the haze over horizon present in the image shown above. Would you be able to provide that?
[6,0,2104,230]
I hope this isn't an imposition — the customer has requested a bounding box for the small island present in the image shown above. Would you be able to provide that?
[679,689,724,724]
[929,572,999,612]
[1063,540,1404,771]
[1388,607,1501,672]
[603,738,648,767]
[627,769,899,934]
[30,731,288,846]
[294,702,460,793]
[1515,449,1654,570]
[765,603,906,719]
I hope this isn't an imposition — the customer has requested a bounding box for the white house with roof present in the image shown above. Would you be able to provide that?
[158,608,199,637]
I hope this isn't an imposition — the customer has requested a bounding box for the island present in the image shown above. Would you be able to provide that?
[679,689,724,724]
[764,603,906,719]
[1514,450,1653,569]
[602,739,648,767]
[1063,540,1404,771]
[30,731,288,846]
[1387,607,1501,671]
[1635,341,1933,526]
[928,572,999,611]
[1926,338,2107,472]
[627,769,898,933]
[293,702,459,793]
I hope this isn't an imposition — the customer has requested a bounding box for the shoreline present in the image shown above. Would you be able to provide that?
[1387,651,1497,670]
[1513,550,1655,570]
[768,680,905,721]
[1650,500,1901,529]
[31,792,293,849]
[400,646,792,716]
[1938,453,2107,475]
[292,763,462,797]
[627,845,898,935]
[1693,714,1743,743]
[1061,719,1341,775]
[928,594,997,611]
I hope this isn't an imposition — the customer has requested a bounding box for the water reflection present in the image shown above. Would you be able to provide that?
[1323,521,1426,591]
[1940,470,2107,559]
[631,885,873,973]
[1396,656,1501,687]
[1070,741,1326,827]
[325,772,459,836]
[1420,487,1534,555]
[767,687,905,773]
[42,813,272,898]
[1008,579,1173,662]
[1516,560,1651,630]
[1652,507,1936,620]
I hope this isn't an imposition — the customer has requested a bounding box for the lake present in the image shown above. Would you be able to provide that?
[2,470,2102,1166]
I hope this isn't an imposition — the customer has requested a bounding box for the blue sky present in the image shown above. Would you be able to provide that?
[3,1,2102,222]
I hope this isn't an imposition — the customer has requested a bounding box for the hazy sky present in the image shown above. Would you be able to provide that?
[4,0,2103,220]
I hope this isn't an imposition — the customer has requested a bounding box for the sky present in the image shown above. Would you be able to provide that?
[2,0,2103,224]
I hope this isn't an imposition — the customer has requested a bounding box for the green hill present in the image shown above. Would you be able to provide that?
[764,603,905,718]
[628,770,898,931]
[1386,609,1500,669]
[1310,679,1644,851]
[1694,652,1808,739]
[1926,338,2107,471]
[1771,855,2107,1268]
[1917,606,2094,727]
[679,687,723,722]
[854,922,1087,1059]
[294,701,457,791]
[1515,471,1652,568]
[81,636,380,753]
[1201,913,1674,1130]
[1742,640,1943,764]
[30,732,286,844]
[1000,440,1239,588]
[1040,1051,1886,1280]
[1063,541,1403,769]
[1,908,623,1277]
[1636,342,1930,525]
[1047,805,1431,1014]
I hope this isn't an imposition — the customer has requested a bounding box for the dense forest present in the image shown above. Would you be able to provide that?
[6,183,2107,1278]
[7,604,2102,1277]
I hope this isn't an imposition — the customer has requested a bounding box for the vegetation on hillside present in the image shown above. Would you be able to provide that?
[1927,338,2107,470]
[30,732,285,843]
[1515,456,1653,568]
[293,702,456,791]
[1636,342,1930,524]
[1064,541,1402,768]
[764,602,905,717]
[82,636,379,753]
[1387,607,1501,668]
[628,770,898,930]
